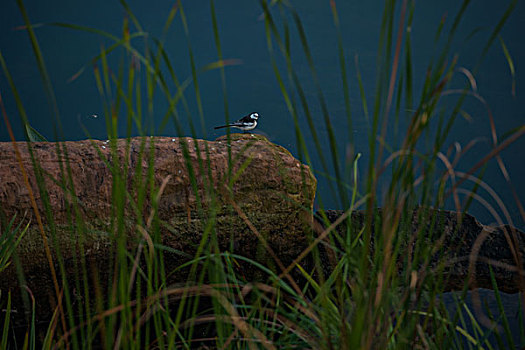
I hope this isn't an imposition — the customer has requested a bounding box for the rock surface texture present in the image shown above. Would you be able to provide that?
[0,134,316,323]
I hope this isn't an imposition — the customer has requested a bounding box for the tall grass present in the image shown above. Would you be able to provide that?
[1,0,524,348]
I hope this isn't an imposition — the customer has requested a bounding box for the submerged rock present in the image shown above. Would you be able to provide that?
[317,209,525,293]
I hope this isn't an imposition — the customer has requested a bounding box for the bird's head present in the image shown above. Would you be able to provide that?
[250,112,259,120]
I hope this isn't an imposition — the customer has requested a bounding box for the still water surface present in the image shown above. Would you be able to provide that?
[1,1,523,228]
[1,1,525,347]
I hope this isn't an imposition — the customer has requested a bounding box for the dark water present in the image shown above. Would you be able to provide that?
[441,289,524,349]
[1,1,524,229]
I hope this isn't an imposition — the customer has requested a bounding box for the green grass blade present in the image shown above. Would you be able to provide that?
[25,123,48,142]
[1,293,11,349]
[498,35,516,97]
[489,267,516,348]
[478,0,517,62]
[290,9,348,208]
[16,0,61,138]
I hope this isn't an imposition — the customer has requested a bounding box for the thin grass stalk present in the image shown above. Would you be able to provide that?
[290,8,348,209]
[0,90,69,344]
[259,0,336,207]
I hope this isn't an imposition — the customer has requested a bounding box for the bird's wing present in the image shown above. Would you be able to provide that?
[238,115,254,123]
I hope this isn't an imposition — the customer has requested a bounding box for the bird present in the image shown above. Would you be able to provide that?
[214,112,260,133]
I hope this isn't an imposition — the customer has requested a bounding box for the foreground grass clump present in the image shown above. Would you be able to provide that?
[1,0,524,348]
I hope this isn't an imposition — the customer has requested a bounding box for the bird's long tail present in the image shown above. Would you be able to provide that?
[214,125,230,130]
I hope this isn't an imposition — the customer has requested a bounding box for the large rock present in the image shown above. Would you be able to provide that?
[0,134,316,324]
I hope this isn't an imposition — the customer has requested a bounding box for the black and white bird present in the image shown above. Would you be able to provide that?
[214,112,260,133]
